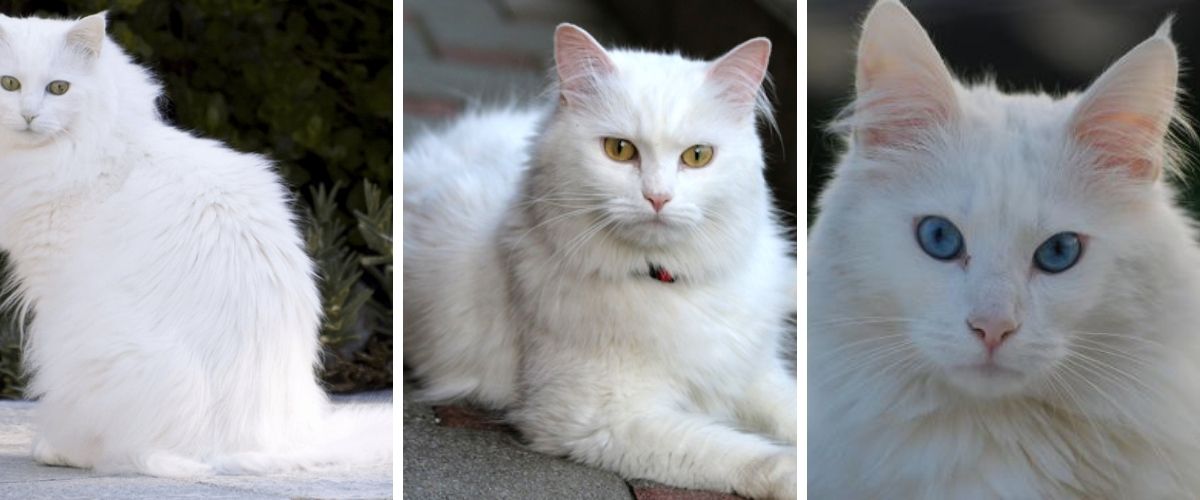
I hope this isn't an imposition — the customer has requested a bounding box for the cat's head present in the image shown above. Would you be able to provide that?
[531,24,773,249]
[820,0,1182,398]
[0,12,134,147]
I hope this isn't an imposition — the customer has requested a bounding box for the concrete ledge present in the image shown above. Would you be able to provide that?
[0,392,393,500]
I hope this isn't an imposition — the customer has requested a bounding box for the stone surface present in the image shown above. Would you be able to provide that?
[402,383,633,500]
[0,392,393,500]
[630,479,745,500]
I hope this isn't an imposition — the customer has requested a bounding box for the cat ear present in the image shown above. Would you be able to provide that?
[554,23,615,104]
[1068,21,1177,181]
[66,11,106,58]
[707,37,771,111]
[850,0,959,151]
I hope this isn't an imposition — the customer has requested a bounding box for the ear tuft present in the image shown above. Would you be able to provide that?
[1069,33,1178,181]
[554,24,614,104]
[707,37,771,113]
[67,11,106,57]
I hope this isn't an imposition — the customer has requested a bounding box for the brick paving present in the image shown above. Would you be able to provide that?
[402,0,622,144]
[401,0,780,498]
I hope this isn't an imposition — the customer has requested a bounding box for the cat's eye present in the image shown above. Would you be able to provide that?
[46,80,69,96]
[916,216,963,261]
[1033,232,1082,273]
[0,76,19,92]
[681,145,714,168]
[603,137,637,162]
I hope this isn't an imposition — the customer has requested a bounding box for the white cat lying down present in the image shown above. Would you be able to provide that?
[405,24,797,500]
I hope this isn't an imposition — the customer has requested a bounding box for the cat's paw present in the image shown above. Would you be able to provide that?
[739,449,797,500]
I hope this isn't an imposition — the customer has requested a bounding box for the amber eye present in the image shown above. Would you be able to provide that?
[681,144,714,168]
[603,137,637,161]
[0,76,19,92]
[46,80,70,96]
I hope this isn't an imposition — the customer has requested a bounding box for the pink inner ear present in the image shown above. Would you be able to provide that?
[554,24,614,101]
[1066,35,1177,181]
[708,38,771,108]
[1074,112,1164,178]
[852,74,956,152]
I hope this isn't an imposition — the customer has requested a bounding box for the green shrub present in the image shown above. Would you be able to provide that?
[0,1,393,398]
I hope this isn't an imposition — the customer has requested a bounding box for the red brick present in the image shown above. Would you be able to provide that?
[632,485,745,500]
[432,404,510,432]
[403,95,463,119]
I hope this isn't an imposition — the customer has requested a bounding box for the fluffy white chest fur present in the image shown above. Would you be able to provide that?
[405,25,797,499]
[809,1,1200,498]
[0,12,389,477]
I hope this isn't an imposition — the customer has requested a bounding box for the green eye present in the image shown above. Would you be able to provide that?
[47,80,69,95]
[1,76,19,92]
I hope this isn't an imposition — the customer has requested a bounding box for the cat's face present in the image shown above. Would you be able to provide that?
[536,25,771,249]
[816,0,1179,399]
[837,113,1142,398]
[0,13,105,147]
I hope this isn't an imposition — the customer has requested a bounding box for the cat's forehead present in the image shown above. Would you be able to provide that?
[589,49,736,140]
[607,49,710,86]
[0,15,79,46]
[0,16,93,72]
[946,87,1082,179]
[901,88,1103,236]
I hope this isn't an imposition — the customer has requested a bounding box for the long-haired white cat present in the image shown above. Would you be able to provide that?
[0,12,390,477]
[404,24,796,499]
[810,0,1200,497]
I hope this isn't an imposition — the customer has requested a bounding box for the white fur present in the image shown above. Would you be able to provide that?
[810,1,1200,497]
[0,12,390,477]
[404,24,796,499]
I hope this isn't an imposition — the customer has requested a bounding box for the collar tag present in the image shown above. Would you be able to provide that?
[648,264,676,283]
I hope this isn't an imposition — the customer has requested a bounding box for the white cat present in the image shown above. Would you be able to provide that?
[404,24,797,499]
[809,1,1200,497]
[0,12,390,477]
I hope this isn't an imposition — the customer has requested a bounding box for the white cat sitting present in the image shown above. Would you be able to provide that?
[810,1,1200,498]
[404,25,797,499]
[0,12,390,477]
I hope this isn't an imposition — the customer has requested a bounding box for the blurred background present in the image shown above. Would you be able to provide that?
[404,0,798,229]
[809,0,1200,224]
[0,1,393,399]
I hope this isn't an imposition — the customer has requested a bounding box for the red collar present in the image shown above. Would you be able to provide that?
[649,264,675,283]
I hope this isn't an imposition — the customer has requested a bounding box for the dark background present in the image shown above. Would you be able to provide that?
[607,0,798,229]
[809,0,1200,223]
[0,0,393,398]
[403,0,798,231]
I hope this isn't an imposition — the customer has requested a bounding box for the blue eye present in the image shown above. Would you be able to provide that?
[916,216,963,261]
[1034,232,1082,273]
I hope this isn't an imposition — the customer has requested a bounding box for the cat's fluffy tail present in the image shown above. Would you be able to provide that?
[209,402,393,475]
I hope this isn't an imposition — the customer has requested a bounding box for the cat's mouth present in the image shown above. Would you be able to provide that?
[943,362,1029,397]
[952,362,1021,377]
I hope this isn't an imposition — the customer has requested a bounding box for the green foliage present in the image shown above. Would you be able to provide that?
[0,1,392,398]
[306,182,393,393]
[0,334,22,400]
[313,182,393,393]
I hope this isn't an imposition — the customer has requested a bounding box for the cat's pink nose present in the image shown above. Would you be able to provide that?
[644,193,672,213]
[967,316,1019,354]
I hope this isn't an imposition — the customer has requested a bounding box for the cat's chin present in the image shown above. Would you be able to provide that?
[613,218,692,247]
[941,363,1031,399]
[3,128,56,148]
